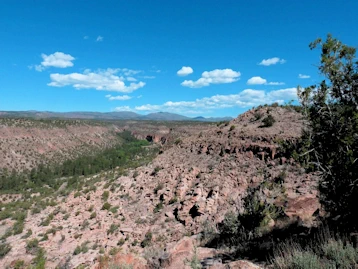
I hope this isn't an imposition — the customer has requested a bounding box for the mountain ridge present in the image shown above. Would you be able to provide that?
[0,110,233,122]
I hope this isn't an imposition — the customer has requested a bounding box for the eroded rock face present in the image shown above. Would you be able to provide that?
[0,107,320,268]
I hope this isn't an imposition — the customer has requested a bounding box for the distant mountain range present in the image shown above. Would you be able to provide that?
[0,110,233,122]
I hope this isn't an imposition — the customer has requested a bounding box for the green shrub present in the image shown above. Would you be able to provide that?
[271,102,279,107]
[229,125,235,131]
[40,234,48,241]
[102,191,109,201]
[0,210,11,220]
[141,231,152,248]
[73,246,81,255]
[32,248,46,269]
[81,220,90,230]
[0,243,11,258]
[117,238,125,246]
[253,111,264,121]
[262,115,276,127]
[272,235,358,268]
[73,241,89,255]
[200,219,217,244]
[153,183,164,194]
[151,166,162,176]
[321,239,358,268]
[13,260,24,269]
[109,206,119,214]
[12,211,26,222]
[184,246,202,269]
[168,196,178,204]
[26,238,39,254]
[90,212,97,219]
[107,224,119,235]
[109,247,119,256]
[218,211,241,245]
[102,202,111,210]
[273,242,321,269]
[153,202,163,213]
[13,220,25,235]
[21,229,33,239]
[217,186,284,246]
[40,213,54,226]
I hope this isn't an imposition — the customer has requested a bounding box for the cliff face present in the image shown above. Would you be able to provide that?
[0,107,320,269]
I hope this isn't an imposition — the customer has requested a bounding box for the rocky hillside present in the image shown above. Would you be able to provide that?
[0,118,121,172]
[0,106,321,269]
[0,118,212,172]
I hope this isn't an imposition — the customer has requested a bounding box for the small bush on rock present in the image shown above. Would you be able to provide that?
[262,115,276,127]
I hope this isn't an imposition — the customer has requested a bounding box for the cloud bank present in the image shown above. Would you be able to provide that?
[116,88,298,114]
[48,68,145,93]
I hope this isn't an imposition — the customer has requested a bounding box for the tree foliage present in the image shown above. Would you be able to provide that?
[298,34,358,227]
[0,131,154,192]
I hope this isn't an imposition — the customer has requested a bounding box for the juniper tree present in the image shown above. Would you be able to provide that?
[298,34,358,227]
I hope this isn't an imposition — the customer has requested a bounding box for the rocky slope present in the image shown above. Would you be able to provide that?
[0,106,320,269]
[0,118,212,172]
[0,118,121,172]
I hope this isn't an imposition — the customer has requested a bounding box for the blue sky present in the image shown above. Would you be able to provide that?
[1,0,358,117]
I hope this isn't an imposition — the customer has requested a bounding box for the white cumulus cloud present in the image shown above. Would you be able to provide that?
[298,74,310,79]
[96,36,103,42]
[31,52,75,72]
[48,68,145,93]
[259,57,286,66]
[181,68,241,88]
[105,94,132,101]
[247,76,267,85]
[247,76,284,86]
[177,66,193,76]
[132,87,297,114]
